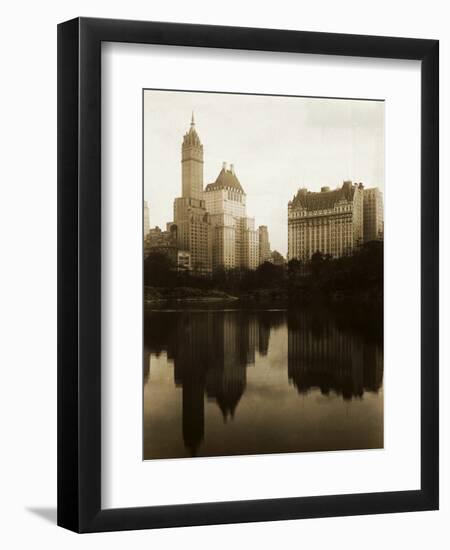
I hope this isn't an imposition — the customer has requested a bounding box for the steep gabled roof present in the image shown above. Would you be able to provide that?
[205,167,245,193]
[182,113,202,148]
[182,125,202,148]
[291,181,357,210]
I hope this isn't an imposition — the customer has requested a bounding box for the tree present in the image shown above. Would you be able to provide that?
[144,252,175,287]
[270,250,286,266]
[256,261,284,288]
[211,266,227,287]
[310,251,329,280]
[288,258,301,272]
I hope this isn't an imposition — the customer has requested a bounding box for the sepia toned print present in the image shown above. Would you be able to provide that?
[143,90,384,459]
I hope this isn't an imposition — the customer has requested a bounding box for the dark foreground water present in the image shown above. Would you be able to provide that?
[144,307,383,459]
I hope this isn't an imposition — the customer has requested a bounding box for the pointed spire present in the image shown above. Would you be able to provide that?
[190,111,195,128]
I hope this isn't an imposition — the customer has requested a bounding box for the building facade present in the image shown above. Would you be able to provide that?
[258,225,271,264]
[288,181,365,261]
[363,187,384,242]
[173,114,212,274]
[144,225,177,256]
[204,162,260,270]
[144,224,191,271]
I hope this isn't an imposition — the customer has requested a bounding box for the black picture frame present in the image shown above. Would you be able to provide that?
[57,17,439,533]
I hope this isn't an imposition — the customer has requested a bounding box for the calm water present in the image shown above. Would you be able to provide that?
[143,307,383,459]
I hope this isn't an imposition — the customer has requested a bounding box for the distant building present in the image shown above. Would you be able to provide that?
[177,250,192,272]
[144,225,191,272]
[258,225,271,264]
[288,181,364,261]
[144,225,176,259]
[144,200,150,237]
[363,187,384,242]
[173,114,212,275]
[204,162,260,271]
[146,224,176,248]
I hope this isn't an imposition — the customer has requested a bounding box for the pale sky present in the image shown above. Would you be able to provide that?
[144,90,384,257]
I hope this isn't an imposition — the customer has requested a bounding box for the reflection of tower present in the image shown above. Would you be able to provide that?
[287,310,382,399]
[182,370,204,456]
[258,315,271,356]
[363,341,384,391]
[143,309,286,453]
[143,346,151,384]
[246,314,259,365]
[172,312,212,456]
[205,312,250,421]
[173,114,212,274]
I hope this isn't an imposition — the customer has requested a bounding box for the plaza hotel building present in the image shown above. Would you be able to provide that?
[288,181,383,262]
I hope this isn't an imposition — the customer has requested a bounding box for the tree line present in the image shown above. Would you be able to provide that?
[144,240,383,304]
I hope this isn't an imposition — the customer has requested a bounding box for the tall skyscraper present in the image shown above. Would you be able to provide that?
[181,112,204,201]
[204,163,260,270]
[363,187,384,242]
[173,114,212,274]
[288,181,364,261]
[258,225,271,264]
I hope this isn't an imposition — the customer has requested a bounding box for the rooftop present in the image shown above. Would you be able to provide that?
[291,181,363,211]
[182,112,202,148]
[205,163,245,193]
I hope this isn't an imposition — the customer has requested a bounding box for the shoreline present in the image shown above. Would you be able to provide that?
[144,287,382,311]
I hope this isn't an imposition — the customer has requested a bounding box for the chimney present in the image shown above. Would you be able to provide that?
[222,161,227,171]
[230,163,234,174]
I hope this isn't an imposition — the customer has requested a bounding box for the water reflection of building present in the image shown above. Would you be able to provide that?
[143,346,150,384]
[205,313,252,421]
[144,308,382,456]
[287,311,383,400]
[146,310,281,455]
[170,313,211,455]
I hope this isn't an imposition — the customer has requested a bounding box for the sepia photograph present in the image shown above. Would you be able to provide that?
[143,89,384,460]
[53,11,439,536]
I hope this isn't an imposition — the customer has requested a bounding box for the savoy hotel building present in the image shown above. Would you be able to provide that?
[204,162,260,271]
[146,114,270,273]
